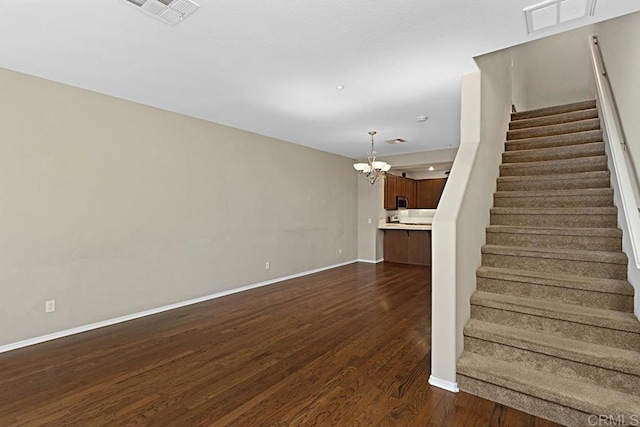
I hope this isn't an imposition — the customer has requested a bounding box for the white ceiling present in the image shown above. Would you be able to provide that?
[1,0,638,159]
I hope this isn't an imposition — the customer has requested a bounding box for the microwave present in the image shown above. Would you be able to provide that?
[396,197,408,209]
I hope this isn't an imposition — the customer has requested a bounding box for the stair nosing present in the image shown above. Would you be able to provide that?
[509,108,598,128]
[485,225,622,237]
[471,291,640,333]
[494,188,613,198]
[503,141,604,156]
[476,265,633,295]
[497,170,610,183]
[500,155,607,169]
[511,100,597,121]
[507,118,601,138]
[482,244,627,264]
[464,319,640,377]
[457,352,640,416]
[504,129,603,149]
[491,206,616,215]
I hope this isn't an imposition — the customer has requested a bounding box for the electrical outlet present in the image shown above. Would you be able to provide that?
[338,248,342,255]
[45,300,55,313]
[265,262,270,270]
[367,218,372,224]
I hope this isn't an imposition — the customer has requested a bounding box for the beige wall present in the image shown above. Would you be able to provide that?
[596,12,640,188]
[357,178,384,262]
[0,68,358,347]
[595,11,640,316]
[431,46,512,389]
[511,24,596,111]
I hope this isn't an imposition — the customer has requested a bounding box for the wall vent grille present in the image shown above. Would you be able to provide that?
[125,0,199,25]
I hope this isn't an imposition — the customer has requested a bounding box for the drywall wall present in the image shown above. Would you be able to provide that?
[511,24,596,111]
[430,71,483,391]
[357,178,384,262]
[430,46,512,390]
[596,12,640,198]
[595,11,640,317]
[0,67,358,347]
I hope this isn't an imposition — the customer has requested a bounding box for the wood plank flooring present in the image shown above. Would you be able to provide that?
[0,262,559,426]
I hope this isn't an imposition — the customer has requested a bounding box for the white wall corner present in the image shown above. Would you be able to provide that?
[428,375,459,393]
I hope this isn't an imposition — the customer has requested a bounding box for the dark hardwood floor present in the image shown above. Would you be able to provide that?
[0,262,559,426]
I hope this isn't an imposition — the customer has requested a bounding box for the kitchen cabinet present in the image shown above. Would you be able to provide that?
[383,229,431,266]
[384,174,417,209]
[416,178,447,209]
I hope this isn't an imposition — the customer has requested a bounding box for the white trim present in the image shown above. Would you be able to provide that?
[428,375,459,393]
[0,259,358,354]
[356,258,384,264]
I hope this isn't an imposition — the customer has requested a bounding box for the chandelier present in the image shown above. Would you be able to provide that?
[353,131,391,184]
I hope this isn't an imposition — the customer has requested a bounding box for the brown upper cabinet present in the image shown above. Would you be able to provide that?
[385,175,447,209]
[384,174,417,209]
[416,178,447,209]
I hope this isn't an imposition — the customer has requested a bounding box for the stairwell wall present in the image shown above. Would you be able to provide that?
[430,48,512,390]
[0,67,358,348]
[594,11,640,317]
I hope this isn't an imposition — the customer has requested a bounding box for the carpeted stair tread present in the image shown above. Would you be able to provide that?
[511,100,596,121]
[457,352,640,418]
[485,225,622,239]
[502,141,604,163]
[464,319,640,377]
[509,108,599,130]
[507,119,600,141]
[482,244,627,266]
[491,206,616,217]
[471,291,640,334]
[497,171,610,191]
[477,266,633,295]
[499,155,608,176]
[493,188,613,208]
[505,129,603,152]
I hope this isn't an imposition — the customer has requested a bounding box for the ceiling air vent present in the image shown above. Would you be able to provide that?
[524,0,596,34]
[385,138,406,145]
[125,0,200,25]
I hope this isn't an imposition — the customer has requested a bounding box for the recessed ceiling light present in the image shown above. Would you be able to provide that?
[336,85,345,90]
[428,166,435,171]
[417,116,428,122]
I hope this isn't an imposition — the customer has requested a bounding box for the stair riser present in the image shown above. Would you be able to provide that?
[507,119,600,141]
[511,100,597,121]
[505,130,603,152]
[502,143,604,164]
[482,253,626,279]
[509,109,599,130]
[500,158,608,176]
[497,176,610,191]
[485,231,621,252]
[490,213,617,228]
[470,306,640,351]
[458,375,589,427]
[493,194,613,208]
[464,337,640,397]
[476,276,633,312]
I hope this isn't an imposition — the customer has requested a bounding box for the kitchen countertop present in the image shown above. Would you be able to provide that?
[378,223,432,231]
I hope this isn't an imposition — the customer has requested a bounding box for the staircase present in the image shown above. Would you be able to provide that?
[457,100,640,426]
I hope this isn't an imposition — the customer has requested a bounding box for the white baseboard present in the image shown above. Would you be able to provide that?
[428,375,459,393]
[0,259,359,354]
[356,258,384,264]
